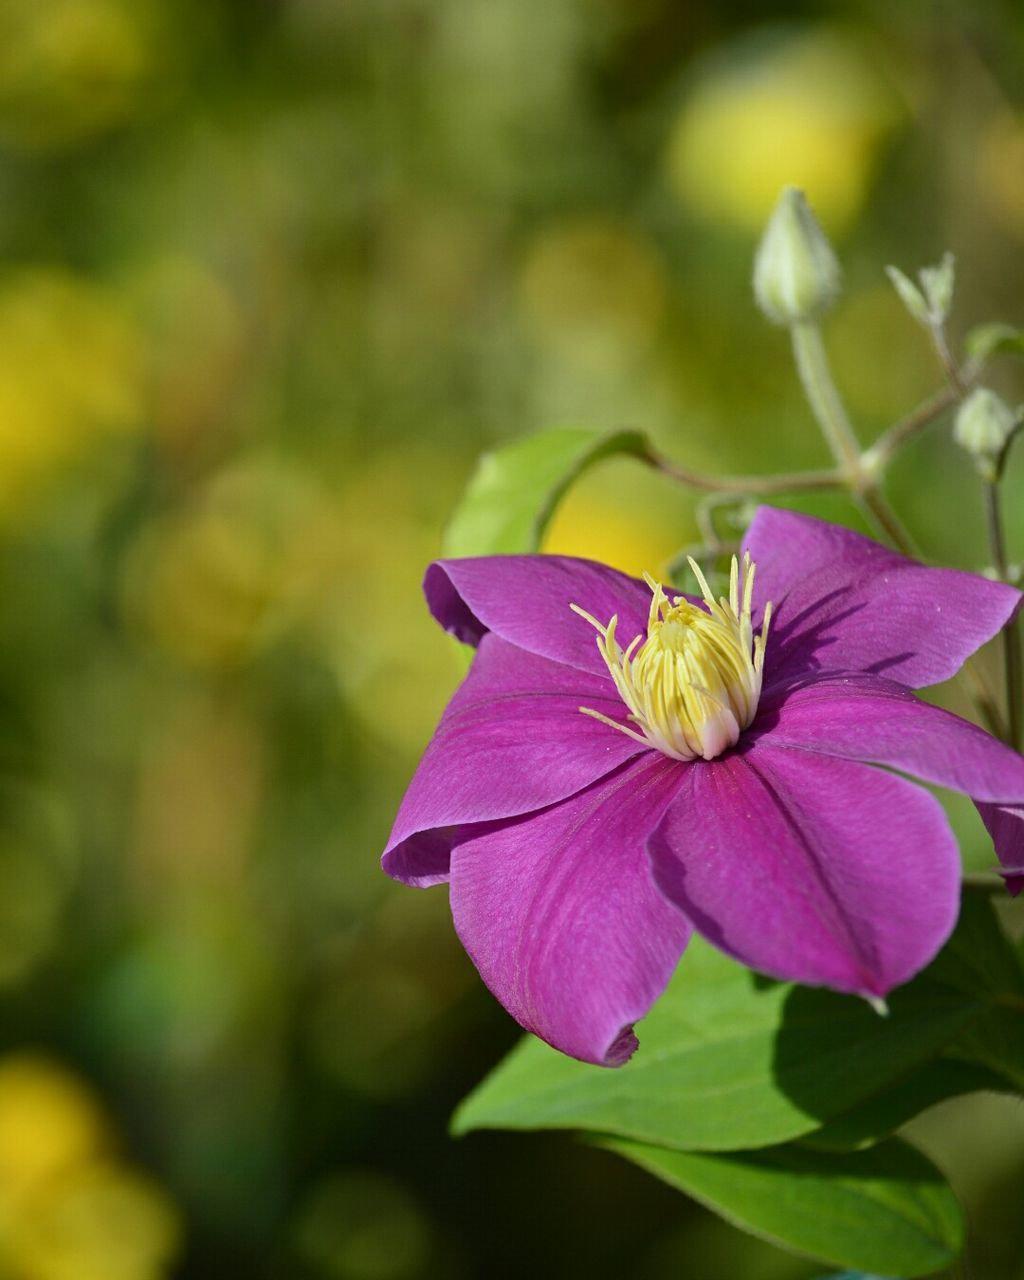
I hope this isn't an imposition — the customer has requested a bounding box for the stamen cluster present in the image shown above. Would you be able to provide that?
[572,554,772,762]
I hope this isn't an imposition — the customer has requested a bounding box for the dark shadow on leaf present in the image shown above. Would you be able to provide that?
[768,977,977,1127]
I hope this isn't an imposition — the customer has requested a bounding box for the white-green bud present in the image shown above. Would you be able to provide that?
[953,387,1019,481]
[753,187,841,327]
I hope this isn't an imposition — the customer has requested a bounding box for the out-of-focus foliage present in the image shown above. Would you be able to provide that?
[0,0,1020,1276]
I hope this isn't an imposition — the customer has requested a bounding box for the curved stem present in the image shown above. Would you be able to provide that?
[642,449,843,496]
[931,322,968,397]
[790,322,863,475]
[923,319,1021,750]
[866,383,962,471]
[789,320,920,555]
[984,481,1022,749]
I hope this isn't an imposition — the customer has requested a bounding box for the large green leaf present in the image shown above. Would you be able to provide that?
[597,1136,963,1278]
[442,427,647,557]
[452,936,978,1152]
[926,888,1024,998]
[800,1058,1009,1152]
[930,890,1024,1090]
[801,895,1024,1151]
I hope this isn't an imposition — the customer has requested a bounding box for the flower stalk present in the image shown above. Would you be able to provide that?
[790,320,919,557]
[984,479,1022,750]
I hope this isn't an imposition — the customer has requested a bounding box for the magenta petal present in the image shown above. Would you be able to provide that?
[450,754,691,1066]
[756,673,1024,802]
[425,554,655,676]
[976,802,1024,896]
[382,634,648,886]
[743,507,1021,689]
[648,743,961,997]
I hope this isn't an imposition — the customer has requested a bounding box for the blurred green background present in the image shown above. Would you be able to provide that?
[0,0,1022,1276]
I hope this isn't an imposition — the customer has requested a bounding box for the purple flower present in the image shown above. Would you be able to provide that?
[382,508,1024,1066]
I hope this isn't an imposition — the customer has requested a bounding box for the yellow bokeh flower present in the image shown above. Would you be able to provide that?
[7,1162,181,1280]
[518,219,667,366]
[0,269,143,517]
[666,28,898,234]
[0,1055,108,1206]
[0,1055,182,1279]
[0,0,159,148]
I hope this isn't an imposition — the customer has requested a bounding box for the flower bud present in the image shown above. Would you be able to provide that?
[753,187,841,326]
[954,387,1019,481]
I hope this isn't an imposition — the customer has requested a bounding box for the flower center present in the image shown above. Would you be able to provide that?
[571,554,772,762]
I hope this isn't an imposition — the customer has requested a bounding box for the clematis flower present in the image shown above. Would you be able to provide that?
[381,508,1024,1066]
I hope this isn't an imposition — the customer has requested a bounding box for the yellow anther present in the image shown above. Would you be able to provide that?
[570,554,772,762]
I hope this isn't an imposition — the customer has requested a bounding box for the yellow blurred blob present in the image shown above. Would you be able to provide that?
[0,269,143,516]
[542,469,685,579]
[7,1162,180,1280]
[130,506,282,669]
[978,111,1024,238]
[667,29,897,234]
[127,255,245,457]
[123,461,336,669]
[0,1055,108,1206]
[0,1055,182,1279]
[330,453,465,751]
[518,219,667,366]
[0,0,157,147]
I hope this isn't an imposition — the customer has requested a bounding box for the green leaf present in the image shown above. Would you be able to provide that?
[919,252,955,324]
[442,428,648,557]
[965,321,1024,363]
[800,1057,1009,1152]
[885,265,932,327]
[905,890,1024,1090]
[927,887,1024,998]
[596,1136,963,1278]
[946,999,1024,1091]
[452,936,978,1152]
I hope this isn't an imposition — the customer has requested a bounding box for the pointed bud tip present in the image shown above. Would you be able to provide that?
[753,187,841,327]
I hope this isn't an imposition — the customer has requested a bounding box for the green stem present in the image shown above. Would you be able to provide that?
[790,322,863,476]
[789,320,919,555]
[865,382,962,471]
[643,449,842,496]
[924,317,1020,749]
[984,480,1023,750]
[931,322,968,397]
[858,487,916,557]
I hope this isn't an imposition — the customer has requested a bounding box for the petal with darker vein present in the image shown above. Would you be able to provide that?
[450,752,691,1066]
[648,742,961,997]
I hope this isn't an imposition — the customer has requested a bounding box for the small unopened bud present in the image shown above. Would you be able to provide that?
[753,187,841,326]
[954,387,1020,481]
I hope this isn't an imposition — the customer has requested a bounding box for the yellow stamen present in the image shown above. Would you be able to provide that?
[570,554,772,763]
